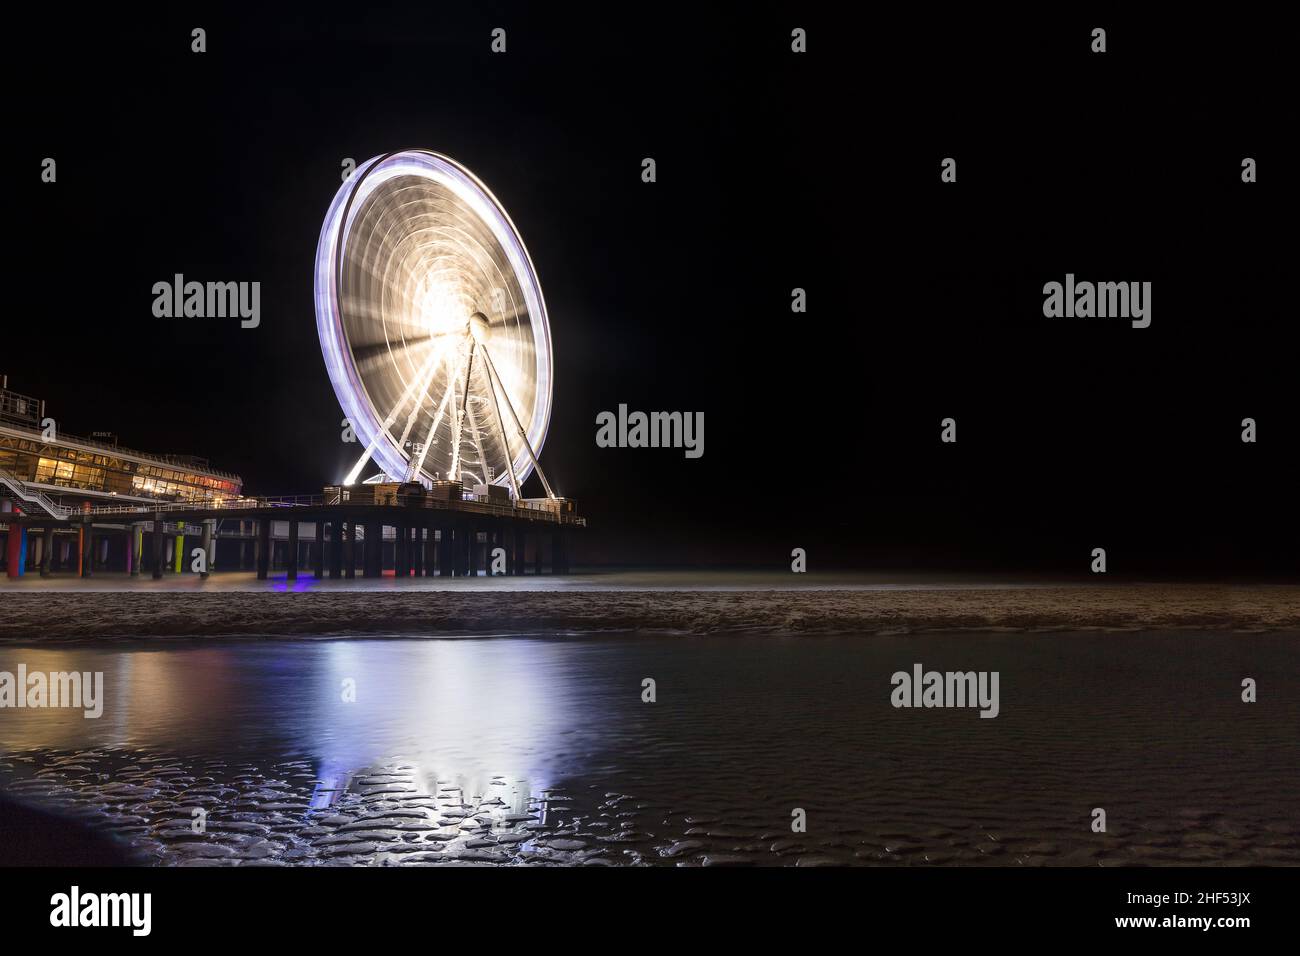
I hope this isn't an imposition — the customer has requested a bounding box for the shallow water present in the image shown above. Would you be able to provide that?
[1,632,1297,866]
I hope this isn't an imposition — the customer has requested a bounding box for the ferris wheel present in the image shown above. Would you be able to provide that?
[314,149,555,498]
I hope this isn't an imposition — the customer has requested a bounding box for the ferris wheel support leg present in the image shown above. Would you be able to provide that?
[462,385,491,490]
[481,344,557,499]
[481,352,522,500]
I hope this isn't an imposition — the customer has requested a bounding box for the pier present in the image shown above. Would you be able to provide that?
[1,487,582,580]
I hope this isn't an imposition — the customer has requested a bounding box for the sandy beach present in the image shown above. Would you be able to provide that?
[1,573,1297,642]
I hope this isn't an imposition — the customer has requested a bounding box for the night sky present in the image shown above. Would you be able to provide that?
[12,7,1295,575]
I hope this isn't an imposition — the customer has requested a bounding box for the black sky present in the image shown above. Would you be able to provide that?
[11,5,1296,576]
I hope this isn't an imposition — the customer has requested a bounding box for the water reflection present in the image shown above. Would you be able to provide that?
[0,640,612,864]
[1,640,594,785]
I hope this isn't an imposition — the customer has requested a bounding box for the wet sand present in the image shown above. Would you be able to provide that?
[1,573,1297,642]
[1,633,1296,866]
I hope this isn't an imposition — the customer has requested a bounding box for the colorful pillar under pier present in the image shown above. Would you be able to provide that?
[4,525,20,579]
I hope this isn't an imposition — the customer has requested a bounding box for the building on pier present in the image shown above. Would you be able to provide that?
[0,378,242,513]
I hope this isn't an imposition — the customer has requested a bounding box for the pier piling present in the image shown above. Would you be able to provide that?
[40,527,53,577]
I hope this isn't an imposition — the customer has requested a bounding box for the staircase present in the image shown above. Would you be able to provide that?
[0,468,69,519]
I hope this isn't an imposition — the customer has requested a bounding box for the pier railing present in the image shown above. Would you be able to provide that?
[2,464,585,526]
[24,492,585,526]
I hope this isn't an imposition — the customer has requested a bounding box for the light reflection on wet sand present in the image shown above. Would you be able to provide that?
[1,633,1298,866]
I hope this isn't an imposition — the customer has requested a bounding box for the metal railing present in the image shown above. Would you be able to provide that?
[1,468,586,526]
[0,387,42,428]
[0,468,68,518]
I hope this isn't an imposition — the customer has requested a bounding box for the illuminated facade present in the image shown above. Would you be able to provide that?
[0,382,241,510]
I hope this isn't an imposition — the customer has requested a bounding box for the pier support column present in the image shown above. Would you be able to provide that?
[16,527,27,577]
[1,503,15,578]
[395,525,408,577]
[423,526,436,576]
[152,516,164,578]
[412,528,424,576]
[286,519,299,580]
[312,522,324,578]
[435,527,449,577]
[40,527,53,577]
[360,522,376,577]
[4,525,20,578]
[328,519,342,579]
[132,525,143,577]
[332,518,344,579]
[82,525,94,577]
[200,520,214,579]
[344,520,356,579]
[174,525,185,574]
[256,518,271,580]
[534,531,543,575]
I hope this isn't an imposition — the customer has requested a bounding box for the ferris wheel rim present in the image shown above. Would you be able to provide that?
[313,148,554,491]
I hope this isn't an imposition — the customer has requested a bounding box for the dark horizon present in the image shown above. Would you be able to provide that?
[11,6,1295,575]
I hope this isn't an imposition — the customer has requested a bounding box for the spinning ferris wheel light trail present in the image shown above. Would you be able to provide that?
[314,149,556,498]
